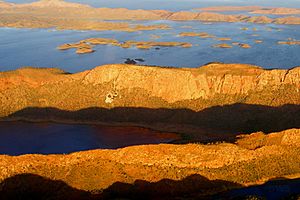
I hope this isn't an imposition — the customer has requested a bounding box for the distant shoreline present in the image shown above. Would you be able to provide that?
[1,0,300,32]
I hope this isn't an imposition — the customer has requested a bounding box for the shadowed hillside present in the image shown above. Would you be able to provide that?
[0,174,299,200]
[4,104,300,142]
[0,174,94,200]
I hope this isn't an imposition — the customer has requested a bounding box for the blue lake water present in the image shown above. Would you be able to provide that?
[0,21,300,73]
[0,121,178,155]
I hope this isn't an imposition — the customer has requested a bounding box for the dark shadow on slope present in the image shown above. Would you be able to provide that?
[0,174,97,200]
[0,173,241,200]
[102,176,300,200]
[4,103,300,142]
[1,174,299,200]
[101,174,241,200]
[215,177,300,200]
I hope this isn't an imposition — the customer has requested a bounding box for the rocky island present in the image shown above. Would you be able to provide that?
[278,39,300,45]
[57,38,192,54]
[0,63,299,199]
[212,43,233,48]
[179,32,216,38]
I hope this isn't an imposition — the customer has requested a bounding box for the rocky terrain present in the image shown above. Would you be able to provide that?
[0,128,299,199]
[58,38,192,54]
[0,63,299,141]
[0,63,299,199]
[1,0,300,32]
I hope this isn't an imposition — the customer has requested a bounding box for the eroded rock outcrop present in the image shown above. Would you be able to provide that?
[79,64,300,103]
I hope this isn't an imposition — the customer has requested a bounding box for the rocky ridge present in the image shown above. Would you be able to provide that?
[0,63,299,142]
[0,63,299,107]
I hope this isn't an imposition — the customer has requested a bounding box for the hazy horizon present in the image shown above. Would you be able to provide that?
[6,0,300,10]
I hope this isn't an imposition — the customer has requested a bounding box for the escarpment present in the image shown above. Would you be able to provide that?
[70,63,300,104]
[0,63,299,140]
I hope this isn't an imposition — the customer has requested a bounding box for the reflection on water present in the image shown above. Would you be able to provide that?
[0,21,300,73]
[0,121,179,155]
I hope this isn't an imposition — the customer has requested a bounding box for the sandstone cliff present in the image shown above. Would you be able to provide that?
[1,63,299,110]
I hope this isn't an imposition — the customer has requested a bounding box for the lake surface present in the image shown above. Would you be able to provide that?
[0,121,179,155]
[0,21,300,73]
